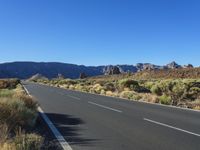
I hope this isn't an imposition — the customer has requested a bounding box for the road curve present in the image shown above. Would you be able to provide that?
[23,82,200,150]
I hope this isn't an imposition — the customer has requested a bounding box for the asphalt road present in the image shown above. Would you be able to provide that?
[23,82,200,150]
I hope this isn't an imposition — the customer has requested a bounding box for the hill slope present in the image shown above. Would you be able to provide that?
[0,62,142,79]
[0,62,104,79]
[0,61,196,79]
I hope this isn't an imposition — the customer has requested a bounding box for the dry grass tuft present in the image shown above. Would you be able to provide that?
[0,80,42,150]
[0,79,20,89]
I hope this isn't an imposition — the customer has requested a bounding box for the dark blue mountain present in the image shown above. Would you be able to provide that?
[0,61,183,79]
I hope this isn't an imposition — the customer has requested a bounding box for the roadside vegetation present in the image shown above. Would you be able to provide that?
[32,70,200,110]
[0,79,43,150]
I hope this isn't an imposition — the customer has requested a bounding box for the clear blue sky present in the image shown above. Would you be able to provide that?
[0,0,199,66]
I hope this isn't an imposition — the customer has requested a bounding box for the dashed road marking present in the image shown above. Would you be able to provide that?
[88,101,122,113]
[144,118,200,137]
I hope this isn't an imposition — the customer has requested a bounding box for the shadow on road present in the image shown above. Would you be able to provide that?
[46,113,99,147]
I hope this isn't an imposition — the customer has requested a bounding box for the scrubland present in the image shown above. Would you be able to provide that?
[34,70,200,110]
[0,79,43,150]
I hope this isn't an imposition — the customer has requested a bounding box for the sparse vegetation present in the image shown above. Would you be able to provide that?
[0,79,20,89]
[0,79,43,150]
[159,94,172,105]
[132,68,200,79]
[34,70,200,110]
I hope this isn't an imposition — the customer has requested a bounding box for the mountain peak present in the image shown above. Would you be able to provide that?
[166,61,181,69]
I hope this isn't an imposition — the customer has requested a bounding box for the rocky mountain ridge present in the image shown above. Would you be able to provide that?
[105,61,193,75]
[0,61,195,79]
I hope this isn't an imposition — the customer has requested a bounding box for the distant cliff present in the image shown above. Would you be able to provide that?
[0,61,193,79]
[0,62,105,79]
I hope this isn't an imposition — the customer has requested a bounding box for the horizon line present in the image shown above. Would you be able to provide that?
[0,61,198,67]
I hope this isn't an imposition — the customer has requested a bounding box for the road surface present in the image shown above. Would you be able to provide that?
[23,82,200,150]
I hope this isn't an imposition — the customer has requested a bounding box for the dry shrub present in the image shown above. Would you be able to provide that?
[132,68,200,79]
[194,106,200,110]
[0,131,43,150]
[35,76,200,109]
[0,142,16,150]
[0,98,37,131]
[118,79,149,93]
[123,88,130,91]
[120,91,135,100]
[119,91,142,100]
[69,85,75,90]
[91,84,104,94]
[14,128,43,150]
[0,124,9,144]
[60,84,69,89]
[74,84,84,91]
[103,82,115,92]
[0,79,20,89]
[118,79,139,90]
[105,91,118,97]
[189,99,200,110]
[14,94,38,111]
[0,89,14,98]
[100,89,106,95]
[141,93,159,103]
[58,79,77,85]
[0,82,43,150]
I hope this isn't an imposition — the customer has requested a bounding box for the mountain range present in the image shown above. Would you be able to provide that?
[0,61,194,79]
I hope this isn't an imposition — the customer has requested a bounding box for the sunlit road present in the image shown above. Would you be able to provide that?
[23,82,200,150]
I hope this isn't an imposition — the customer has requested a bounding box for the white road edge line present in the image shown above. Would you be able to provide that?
[22,84,73,150]
[37,107,73,150]
[144,118,200,137]
[88,101,122,113]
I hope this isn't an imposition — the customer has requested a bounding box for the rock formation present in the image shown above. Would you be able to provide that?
[103,66,122,75]
[79,72,87,79]
[165,61,181,69]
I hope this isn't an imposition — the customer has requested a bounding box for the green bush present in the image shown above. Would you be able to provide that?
[159,94,172,105]
[158,80,175,94]
[170,81,186,105]
[119,79,139,89]
[118,79,148,93]
[185,87,200,100]
[144,81,155,90]
[150,84,162,95]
